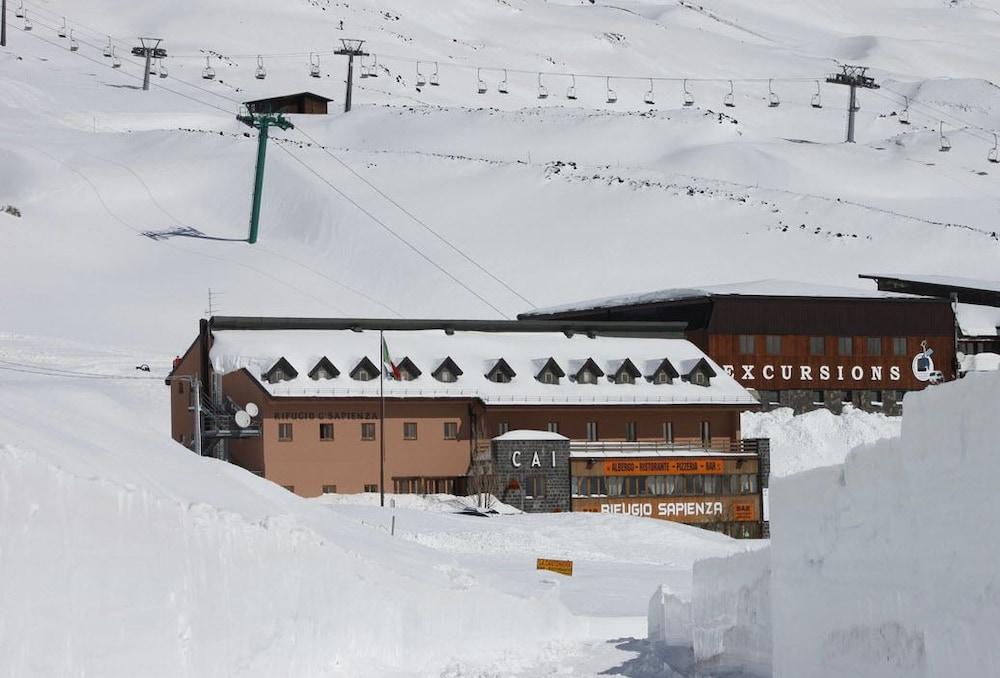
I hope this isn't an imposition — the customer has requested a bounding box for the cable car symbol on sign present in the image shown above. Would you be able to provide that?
[912,340,938,382]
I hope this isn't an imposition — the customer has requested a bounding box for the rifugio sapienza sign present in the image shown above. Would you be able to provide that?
[490,431,571,513]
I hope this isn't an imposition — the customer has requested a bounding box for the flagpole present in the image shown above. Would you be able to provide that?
[379,328,386,508]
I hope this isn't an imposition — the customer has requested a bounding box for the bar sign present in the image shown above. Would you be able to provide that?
[537,558,573,577]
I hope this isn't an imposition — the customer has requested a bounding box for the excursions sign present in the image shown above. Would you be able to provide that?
[722,363,904,384]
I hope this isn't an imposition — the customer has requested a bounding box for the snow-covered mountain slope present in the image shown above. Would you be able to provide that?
[3,0,1000,351]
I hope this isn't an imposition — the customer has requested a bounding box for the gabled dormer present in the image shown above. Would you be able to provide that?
[307,356,340,381]
[350,357,380,382]
[609,358,641,385]
[535,357,565,385]
[262,357,298,384]
[395,357,421,382]
[646,358,680,385]
[432,357,463,383]
[485,358,516,384]
[572,358,604,385]
[681,357,717,387]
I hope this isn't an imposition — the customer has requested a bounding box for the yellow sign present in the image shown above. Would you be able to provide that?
[603,459,726,476]
[536,558,573,577]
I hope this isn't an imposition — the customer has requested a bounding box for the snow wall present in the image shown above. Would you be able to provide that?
[647,585,691,646]
[691,547,771,676]
[771,371,1000,678]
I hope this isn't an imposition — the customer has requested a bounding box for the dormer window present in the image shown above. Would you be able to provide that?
[262,357,298,384]
[682,358,717,388]
[486,358,516,384]
[395,357,421,382]
[572,358,604,385]
[432,357,463,383]
[308,357,340,381]
[692,371,708,386]
[647,358,679,385]
[654,371,671,385]
[579,370,596,384]
[535,358,565,385]
[617,372,635,385]
[350,357,380,382]
[610,358,641,385]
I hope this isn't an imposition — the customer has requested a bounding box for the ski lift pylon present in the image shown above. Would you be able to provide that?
[724,80,735,108]
[309,52,320,78]
[538,72,549,100]
[989,134,999,164]
[566,74,577,100]
[476,67,487,94]
[498,69,509,94]
[643,78,654,105]
[683,79,694,107]
[202,56,216,80]
[429,61,439,86]
[939,121,951,152]
[768,79,780,108]
[255,55,266,80]
[811,80,822,109]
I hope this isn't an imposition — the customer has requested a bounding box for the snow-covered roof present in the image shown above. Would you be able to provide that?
[956,303,1000,337]
[864,274,1000,295]
[525,279,916,316]
[209,329,756,406]
[493,430,568,441]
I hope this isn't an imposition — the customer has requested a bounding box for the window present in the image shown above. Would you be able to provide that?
[692,371,709,387]
[525,476,545,498]
[278,423,293,441]
[398,368,415,381]
[654,370,671,385]
[663,421,674,444]
[758,390,780,405]
[738,334,755,355]
[867,337,882,356]
[443,422,458,440]
[842,390,853,404]
[403,422,418,440]
[765,335,782,355]
[665,475,681,496]
[893,337,907,356]
[838,336,853,356]
[546,421,559,434]
[178,381,185,394]
[606,476,624,496]
[586,421,598,441]
[813,391,825,406]
[689,474,704,494]
[363,484,378,493]
[895,390,906,402]
[626,476,646,496]
[578,369,596,384]
[356,368,372,382]
[616,371,635,385]
[700,421,711,448]
[704,475,722,495]
[497,421,510,436]
[869,390,883,406]
[437,368,455,383]
[491,371,511,383]
[319,423,334,441]
[810,336,825,356]
[625,421,637,442]
[740,474,758,494]
[541,370,558,385]
[322,484,337,494]
[361,422,376,441]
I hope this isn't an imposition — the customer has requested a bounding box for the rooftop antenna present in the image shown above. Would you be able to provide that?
[825,64,879,143]
[236,108,294,243]
[334,38,369,112]
[132,37,166,91]
[724,80,735,108]
[811,81,823,109]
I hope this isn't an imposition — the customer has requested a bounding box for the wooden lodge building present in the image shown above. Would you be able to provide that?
[522,280,957,416]
[167,317,769,537]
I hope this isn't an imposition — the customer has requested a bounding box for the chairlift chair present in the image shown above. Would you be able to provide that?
[255,55,267,80]
[22,10,31,31]
[476,67,487,94]
[899,97,910,125]
[416,61,426,87]
[359,54,370,78]
[15,1,24,19]
[566,74,578,100]
[69,30,79,52]
[309,53,321,78]
[682,79,694,107]
[767,79,780,108]
[158,58,169,79]
[538,72,549,99]
[606,77,617,104]
[811,81,823,108]
[643,78,654,105]
[111,46,121,68]
[989,134,1000,164]
[939,121,951,152]
[58,17,67,39]
[429,61,439,86]
[202,56,216,80]
[103,36,113,58]
[498,69,509,94]
[370,54,382,79]
[723,80,735,108]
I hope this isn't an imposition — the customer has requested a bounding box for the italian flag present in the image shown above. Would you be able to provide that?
[381,335,401,380]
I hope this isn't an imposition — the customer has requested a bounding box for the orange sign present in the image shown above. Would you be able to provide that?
[733,502,756,521]
[536,558,573,576]
[603,459,726,476]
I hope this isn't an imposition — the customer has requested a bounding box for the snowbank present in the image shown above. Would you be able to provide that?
[742,405,900,478]
[770,371,1000,678]
[312,491,522,515]
[691,547,772,676]
[959,351,999,374]
[647,585,692,646]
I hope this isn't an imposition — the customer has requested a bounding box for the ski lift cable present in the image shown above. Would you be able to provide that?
[291,125,537,309]
[875,86,998,142]
[274,143,516,318]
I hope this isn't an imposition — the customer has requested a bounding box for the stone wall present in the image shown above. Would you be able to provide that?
[491,436,570,513]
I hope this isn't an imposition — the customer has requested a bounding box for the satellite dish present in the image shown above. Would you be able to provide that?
[234,410,251,428]
[245,402,260,418]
